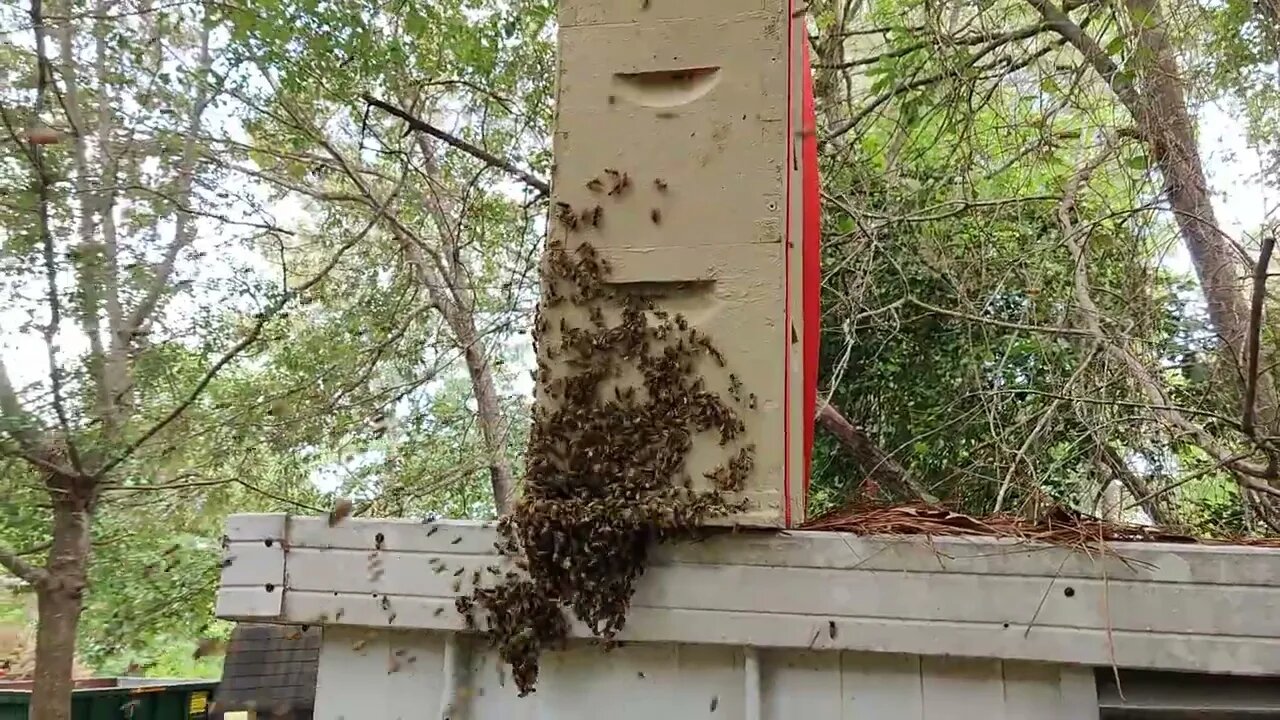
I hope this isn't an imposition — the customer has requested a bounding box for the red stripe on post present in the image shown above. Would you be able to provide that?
[801,42,821,509]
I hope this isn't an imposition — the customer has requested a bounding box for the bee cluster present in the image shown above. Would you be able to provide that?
[456,182,755,695]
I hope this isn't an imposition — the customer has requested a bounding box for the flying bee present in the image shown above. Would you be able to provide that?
[586,177,604,192]
[653,178,667,191]
[650,208,661,224]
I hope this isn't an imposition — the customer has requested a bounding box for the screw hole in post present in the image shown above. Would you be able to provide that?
[265,583,276,593]
[375,532,385,549]
[264,538,273,547]
[1063,586,1075,598]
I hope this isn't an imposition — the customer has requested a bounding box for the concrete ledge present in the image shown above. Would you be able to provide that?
[216,514,1280,676]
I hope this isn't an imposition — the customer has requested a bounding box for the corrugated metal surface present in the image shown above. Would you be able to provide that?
[312,627,1098,719]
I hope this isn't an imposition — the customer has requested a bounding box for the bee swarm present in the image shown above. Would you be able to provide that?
[457,214,755,696]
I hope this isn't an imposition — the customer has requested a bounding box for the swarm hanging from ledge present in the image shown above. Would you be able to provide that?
[457,228,755,695]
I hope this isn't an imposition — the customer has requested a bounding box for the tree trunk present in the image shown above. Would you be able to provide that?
[1122,0,1279,433]
[1030,0,1280,438]
[457,324,515,513]
[28,479,93,720]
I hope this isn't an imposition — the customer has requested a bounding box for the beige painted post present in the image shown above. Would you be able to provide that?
[548,0,807,526]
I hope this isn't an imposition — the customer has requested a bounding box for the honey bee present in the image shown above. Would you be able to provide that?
[554,201,578,229]
[467,237,753,696]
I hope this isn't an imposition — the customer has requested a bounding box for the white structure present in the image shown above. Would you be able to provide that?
[542,0,814,528]
[216,514,1280,718]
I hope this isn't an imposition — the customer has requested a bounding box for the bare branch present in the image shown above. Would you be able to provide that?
[361,94,550,197]
[816,398,938,503]
[120,22,214,347]
[813,22,1052,71]
[98,205,384,475]
[1055,137,1274,482]
[0,544,47,586]
[824,27,1063,141]
[1022,0,1144,112]
[1101,443,1180,527]
[907,296,1094,337]
[1243,229,1275,438]
[26,0,83,474]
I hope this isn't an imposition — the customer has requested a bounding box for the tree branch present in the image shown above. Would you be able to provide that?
[1243,228,1275,438]
[0,543,47,586]
[361,94,550,197]
[29,0,83,474]
[1056,137,1275,482]
[813,22,1052,71]
[1023,0,1145,113]
[824,26,1064,141]
[119,22,213,350]
[816,399,938,503]
[98,205,384,476]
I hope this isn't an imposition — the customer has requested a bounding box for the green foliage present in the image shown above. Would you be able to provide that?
[807,0,1280,525]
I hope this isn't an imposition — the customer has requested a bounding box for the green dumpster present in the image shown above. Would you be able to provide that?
[0,679,216,720]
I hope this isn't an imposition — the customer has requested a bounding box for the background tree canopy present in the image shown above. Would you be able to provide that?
[0,0,1277,707]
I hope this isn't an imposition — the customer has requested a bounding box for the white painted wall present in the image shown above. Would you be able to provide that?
[313,628,1097,720]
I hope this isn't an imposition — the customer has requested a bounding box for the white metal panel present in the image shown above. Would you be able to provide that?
[760,650,842,719]
[225,513,288,542]
[921,655,1006,719]
[214,515,286,618]
[1002,661,1073,718]
[1060,666,1101,719]
[218,516,1280,675]
[310,632,1098,720]
[841,651,923,718]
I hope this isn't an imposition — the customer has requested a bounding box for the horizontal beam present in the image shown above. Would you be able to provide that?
[217,514,1280,676]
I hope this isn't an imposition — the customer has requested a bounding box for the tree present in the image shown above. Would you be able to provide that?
[0,1,369,714]
[213,0,557,513]
[806,0,1279,527]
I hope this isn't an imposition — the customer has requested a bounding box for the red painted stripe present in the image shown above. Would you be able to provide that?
[801,40,821,507]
